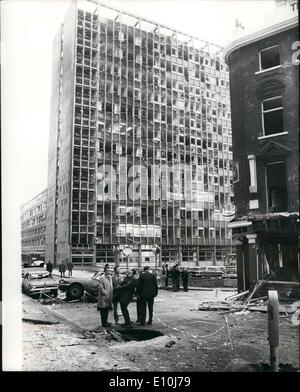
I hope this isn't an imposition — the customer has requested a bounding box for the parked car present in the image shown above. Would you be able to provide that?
[22,265,46,277]
[59,272,103,300]
[22,270,58,297]
[31,260,45,267]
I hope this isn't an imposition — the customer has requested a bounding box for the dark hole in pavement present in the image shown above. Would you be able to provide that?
[118,329,164,342]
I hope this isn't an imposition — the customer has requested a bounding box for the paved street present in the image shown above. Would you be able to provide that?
[23,286,299,372]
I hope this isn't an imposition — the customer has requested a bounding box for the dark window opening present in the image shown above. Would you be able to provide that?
[266,162,288,213]
[260,45,280,70]
[262,97,283,136]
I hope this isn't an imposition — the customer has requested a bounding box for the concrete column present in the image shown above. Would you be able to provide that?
[114,248,120,267]
[213,245,217,266]
[93,244,96,266]
[196,245,200,266]
[138,242,142,268]
[178,245,182,264]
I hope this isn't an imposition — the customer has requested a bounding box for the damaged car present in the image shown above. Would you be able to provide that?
[58,272,102,301]
[22,270,59,298]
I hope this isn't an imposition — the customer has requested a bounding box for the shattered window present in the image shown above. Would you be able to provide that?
[259,45,280,71]
[262,96,283,136]
[266,161,288,213]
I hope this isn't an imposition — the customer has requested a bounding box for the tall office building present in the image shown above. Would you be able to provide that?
[46,0,234,267]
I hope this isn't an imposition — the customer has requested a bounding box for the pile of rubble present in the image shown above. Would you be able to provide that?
[196,282,298,316]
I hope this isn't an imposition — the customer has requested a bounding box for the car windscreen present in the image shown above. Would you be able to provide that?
[29,273,50,280]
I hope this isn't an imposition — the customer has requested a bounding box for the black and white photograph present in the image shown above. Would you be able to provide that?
[1,0,299,376]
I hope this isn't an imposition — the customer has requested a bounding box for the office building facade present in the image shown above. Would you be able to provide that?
[46,0,234,267]
[21,189,47,263]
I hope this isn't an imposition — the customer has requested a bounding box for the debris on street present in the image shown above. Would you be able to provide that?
[196,279,299,316]
[165,340,176,348]
[196,299,297,315]
[22,316,60,325]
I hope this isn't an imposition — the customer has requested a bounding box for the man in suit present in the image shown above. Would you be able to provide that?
[46,260,53,276]
[181,267,189,292]
[117,269,136,328]
[136,266,158,326]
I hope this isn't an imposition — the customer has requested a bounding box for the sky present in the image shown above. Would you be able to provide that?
[1,0,278,371]
[2,0,276,206]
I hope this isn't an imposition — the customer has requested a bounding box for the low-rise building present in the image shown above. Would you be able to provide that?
[224,0,299,292]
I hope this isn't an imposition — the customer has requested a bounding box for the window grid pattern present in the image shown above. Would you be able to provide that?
[69,6,234,264]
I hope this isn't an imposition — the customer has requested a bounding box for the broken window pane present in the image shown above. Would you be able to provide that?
[266,161,288,212]
[260,45,280,70]
[262,96,283,136]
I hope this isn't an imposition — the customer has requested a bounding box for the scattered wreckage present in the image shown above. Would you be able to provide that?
[195,274,300,316]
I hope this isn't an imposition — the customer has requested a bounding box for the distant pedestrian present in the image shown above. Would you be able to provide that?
[136,266,158,326]
[97,264,113,328]
[59,261,66,278]
[46,260,53,276]
[165,264,169,288]
[135,268,143,323]
[112,266,124,324]
[118,270,137,328]
[170,264,180,292]
[160,264,166,289]
[67,260,73,277]
[181,267,189,292]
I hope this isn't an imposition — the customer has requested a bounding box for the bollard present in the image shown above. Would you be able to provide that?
[268,290,279,372]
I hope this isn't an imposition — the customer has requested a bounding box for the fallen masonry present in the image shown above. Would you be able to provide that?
[195,300,298,315]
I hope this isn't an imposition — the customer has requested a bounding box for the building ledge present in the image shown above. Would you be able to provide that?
[228,221,252,229]
[258,132,288,140]
[254,65,283,75]
[224,16,298,63]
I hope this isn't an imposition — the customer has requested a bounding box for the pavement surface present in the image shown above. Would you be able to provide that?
[22,294,138,371]
[22,287,300,372]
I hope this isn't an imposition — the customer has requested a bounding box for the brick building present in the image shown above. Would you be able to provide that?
[45,0,234,267]
[224,0,299,291]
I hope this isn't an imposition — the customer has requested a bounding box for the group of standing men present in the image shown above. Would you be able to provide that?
[161,263,189,292]
[97,265,158,329]
[45,260,73,277]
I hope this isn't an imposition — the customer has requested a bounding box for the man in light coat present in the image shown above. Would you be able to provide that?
[111,266,124,324]
[97,265,113,327]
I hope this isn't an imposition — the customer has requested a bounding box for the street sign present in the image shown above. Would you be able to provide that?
[122,246,133,257]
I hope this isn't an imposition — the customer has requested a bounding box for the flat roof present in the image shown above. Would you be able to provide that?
[80,0,224,56]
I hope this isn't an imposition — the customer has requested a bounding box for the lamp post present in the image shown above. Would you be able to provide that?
[113,242,120,267]
[122,246,133,271]
[127,238,142,268]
